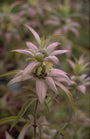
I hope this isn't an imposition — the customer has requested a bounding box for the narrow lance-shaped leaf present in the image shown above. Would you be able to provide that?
[26,42,38,51]
[51,50,69,56]
[10,99,36,130]
[18,122,32,139]
[50,68,69,80]
[0,70,20,78]
[37,124,42,139]
[46,77,57,93]
[25,24,41,44]
[55,81,75,112]
[23,61,39,76]
[43,124,70,139]
[11,49,33,56]
[8,75,32,86]
[0,116,25,126]
[46,42,60,52]
[77,85,86,94]
[67,59,75,68]
[45,56,60,65]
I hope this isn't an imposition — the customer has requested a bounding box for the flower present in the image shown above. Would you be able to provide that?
[9,61,70,104]
[0,2,23,43]
[67,55,89,75]
[9,25,70,104]
[70,74,89,94]
[67,55,89,94]
[44,2,80,37]
[12,24,69,65]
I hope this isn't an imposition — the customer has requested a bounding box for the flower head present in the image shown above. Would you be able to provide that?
[12,24,69,65]
[9,25,70,104]
[67,55,89,94]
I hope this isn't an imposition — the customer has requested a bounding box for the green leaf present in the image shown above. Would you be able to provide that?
[44,124,70,139]
[44,100,49,113]
[11,98,36,130]
[53,131,60,139]
[0,70,20,78]
[18,122,32,139]
[0,116,25,125]
[47,94,60,104]
[55,82,75,112]
[37,124,42,139]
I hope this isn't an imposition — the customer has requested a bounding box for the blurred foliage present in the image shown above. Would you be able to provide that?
[0,0,89,138]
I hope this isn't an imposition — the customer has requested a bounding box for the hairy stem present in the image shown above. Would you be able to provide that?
[33,100,38,139]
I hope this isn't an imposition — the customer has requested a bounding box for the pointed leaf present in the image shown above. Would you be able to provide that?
[67,59,75,68]
[37,124,42,139]
[36,79,47,104]
[26,42,38,51]
[55,81,75,112]
[11,49,33,56]
[25,24,41,44]
[0,70,20,78]
[70,27,79,36]
[46,77,57,93]
[23,62,39,76]
[50,68,69,80]
[51,50,69,56]
[8,75,32,86]
[18,123,32,139]
[44,124,70,139]
[45,56,60,65]
[11,99,36,130]
[0,116,25,125]
[77,85,86,94]
[46,42,60,52]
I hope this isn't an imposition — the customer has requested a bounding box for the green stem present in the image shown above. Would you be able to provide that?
[33,100,38,139]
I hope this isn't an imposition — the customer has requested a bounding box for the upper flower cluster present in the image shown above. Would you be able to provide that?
[9,25,70,104]
[12,25,69,65]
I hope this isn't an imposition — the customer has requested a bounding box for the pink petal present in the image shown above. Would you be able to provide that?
[85,77,90,82]
[77,85,86,94]
[67,59,75,68]
[26,42,38,51]
[14,70,23,77]
[51,50,69,56]
[50,68,65,75]
[80,74,87,79]
[23,62,39,76]
[63,26,69,33]
[45,77,57,93]
[70,27,79,37]
[54,77,70,84]
[5,131,14,139]
[11,49,33,56]
[36,79,47,104]
[85,82,89,86]
[25,24,41,44]
[83,62,89,68]
[10,1,21,10]
[46,42,60,52]
[50,68,69,80]
[45,56,60,65]
[45,20,59,26]
[71,22,80,27]
[8,75,32,85]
